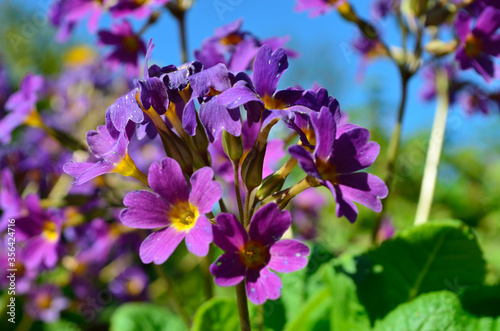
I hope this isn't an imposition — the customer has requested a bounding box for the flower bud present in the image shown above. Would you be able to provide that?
[241,144,266,191]
[256,173,286,201]
[425,4,453,27]
[222,130,243,162]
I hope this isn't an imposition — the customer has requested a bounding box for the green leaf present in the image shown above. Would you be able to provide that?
[43,320,82,331]
[352,220,486,322]
[109,303,187,331]
[325,265,371,331]
[191,298,240,331]
[284,287,332,331]
[374,291,500,331]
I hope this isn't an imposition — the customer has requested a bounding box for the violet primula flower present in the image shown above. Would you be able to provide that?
[294,0,347,18]
[98,20,147,76]
[49,0,108,42]
[289,107,388,223]
[218,45,303,127]
[419,64,458,104]
[460,87,491,115]
[25,285,70,322]
[371,0,394,20]
[210,203,310,305]
[455,6,500,81]
[194,19,298,72]
[63,122,141,185]
[109,266,149,301]
[17,195,63,270]
[120,157,222,264]
[0,73,44,144]
[0,169,23,231]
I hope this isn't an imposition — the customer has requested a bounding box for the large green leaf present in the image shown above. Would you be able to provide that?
[352,220,486,322]
[374,291,500,331]
[191,298,240,331]
[109,303,187,331]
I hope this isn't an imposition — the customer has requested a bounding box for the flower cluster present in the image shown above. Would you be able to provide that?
[60,38,387,303]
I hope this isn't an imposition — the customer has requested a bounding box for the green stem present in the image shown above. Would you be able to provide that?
[243,189,251,228]
[201,247,214,300]
[236,282,252,331]
[233,161,245,222]
[153,264,191,327]
[371,69,410,244]
[414,69,449,225]
[15,313,32,331]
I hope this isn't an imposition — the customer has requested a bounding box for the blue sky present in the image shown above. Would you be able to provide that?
[25,0,500,150]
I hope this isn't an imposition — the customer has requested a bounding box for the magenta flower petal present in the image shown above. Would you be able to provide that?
[22,237,57,270]
[310,106,337,160]
[268,239,310,273]
[139,226,186,264]
[86,125,115,157]
[189,167,222,214]
[217,85,261,109]
[210,252,246,287]
[474,7,500,38]
[253,45,288,97]
[246,267,282,305]
[248,203,291,246]
[288,145,321,179]
[336,172,389,212]
[63,161,115,185]
[327,181,359,223]
[455,11,471,42]
[120,191,171,229]
[148,158,189,204]
[213,213,248,251]
[185,215,213,256]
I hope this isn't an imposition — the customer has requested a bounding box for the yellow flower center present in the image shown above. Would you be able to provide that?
[239,240,270,269]
[220,33,243,46]
[465,34,482,58]
[35,293,52,310]
[63,45,97,67]
[126,277,145,296]
[261,95,286,110]
[170,201,199,232]
[316,158,337,184]
[42,221,59,242]
[123,36,140,53]
[24,110,45,128]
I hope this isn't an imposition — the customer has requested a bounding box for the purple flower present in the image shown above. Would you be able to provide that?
[0,169,23,231]
[289,107,388,223]
[217,45,303,127]
[0,73,44,144]
[290,189,326,240]
[109,266,149,301]
[194,19,298,72]
[98,20,147,76]
[419,64,458,104]
[25,285,70,322]
[49,0,108,42]
[210,203,310,304]
[111,0,170,18]
[455,7,500,81]
[371,0,395,20]
[460,87,491,115]
[120,157,222,264]
[294,0,347,18]
[64,122,143,185]
[183,63,235,141]
[17,195,63,270]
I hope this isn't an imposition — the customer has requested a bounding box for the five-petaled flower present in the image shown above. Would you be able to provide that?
[210,203,310,304]
[120,157,222,264]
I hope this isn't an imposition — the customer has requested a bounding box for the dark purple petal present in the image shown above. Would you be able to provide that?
[148,157,189,204]
[325,181,359,223]
[253,45,288,97]
[471,55,495,81]
[248,203,291,246]
[188,63,231,97]
[182,99,198,136]
[336,172,388,213]
[473,7,500,39]
[185,215,213,256]
[213,213,248,252]
[268,239,310,273]
[200,97,242,142]
[455,12,472,42]
[246,267,282,305]
[288,145,321,179]
[189,167,222,213]
[217,85,261,109]
[310,106,337,160]
[139,226,186,264]
[136,77,169,114]
[210,252,246,287]
[120,190,171,229]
